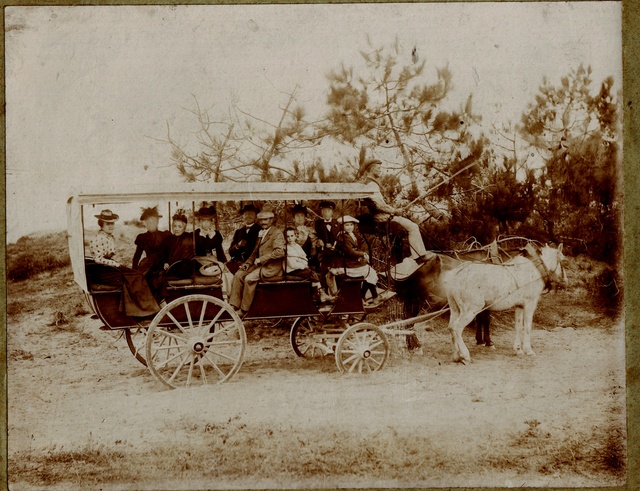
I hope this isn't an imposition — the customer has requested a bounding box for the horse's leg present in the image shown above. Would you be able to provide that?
[513,307,525,355]
[448,298,462,362]
[474,315,484,345]
[522,299,539,356]
[447,298,476,365]
[475,310,493,347]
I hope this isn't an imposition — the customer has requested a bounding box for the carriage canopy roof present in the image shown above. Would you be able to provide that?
[67,181,382,291]
[67,181,379,206]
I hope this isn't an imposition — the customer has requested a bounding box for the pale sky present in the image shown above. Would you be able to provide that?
[5,2,622,242]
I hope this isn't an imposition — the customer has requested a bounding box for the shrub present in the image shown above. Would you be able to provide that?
[7,251,70,282]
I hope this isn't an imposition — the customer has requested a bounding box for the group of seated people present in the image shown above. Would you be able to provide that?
[88,198,393,320]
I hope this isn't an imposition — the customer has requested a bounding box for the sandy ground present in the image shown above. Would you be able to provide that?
[6,271,627,489]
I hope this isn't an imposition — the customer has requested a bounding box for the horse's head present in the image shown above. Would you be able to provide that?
[539,243,568,287]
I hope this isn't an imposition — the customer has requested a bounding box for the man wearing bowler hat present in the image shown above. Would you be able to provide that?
[229,206,285,317]
[227,204,261,274]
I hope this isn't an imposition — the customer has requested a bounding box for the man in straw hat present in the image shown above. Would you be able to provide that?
[229,206,285,317]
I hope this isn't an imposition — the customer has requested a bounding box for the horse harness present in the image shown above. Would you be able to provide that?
[523,243,555,293]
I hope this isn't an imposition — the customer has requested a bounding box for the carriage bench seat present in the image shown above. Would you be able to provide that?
[260,275,310,284]
[88,283,122,292]
[166,276,222,287]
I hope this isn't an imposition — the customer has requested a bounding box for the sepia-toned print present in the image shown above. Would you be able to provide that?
[6,3,626,489]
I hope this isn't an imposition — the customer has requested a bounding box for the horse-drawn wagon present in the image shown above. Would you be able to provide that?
[68,182,567,389]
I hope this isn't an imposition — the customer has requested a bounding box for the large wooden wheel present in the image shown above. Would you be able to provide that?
[124,327,148,366]
[335,323,389,374]
[145,295,246,389]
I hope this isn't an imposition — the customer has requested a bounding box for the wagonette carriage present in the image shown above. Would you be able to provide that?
[68,182,408,389]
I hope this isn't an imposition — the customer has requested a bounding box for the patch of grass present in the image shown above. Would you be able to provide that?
[7,231,71,281]
[8,251,70,281]
[10,442,127,488]
[486,420,626,480]
[9,419,626,489]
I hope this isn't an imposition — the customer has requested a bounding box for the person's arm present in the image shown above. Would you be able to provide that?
[258,231,285,264]
[228,229,244,256]
[91,235,120,267]
[342,234,366,259]
[214,232,227,262]
[132,245,143,269]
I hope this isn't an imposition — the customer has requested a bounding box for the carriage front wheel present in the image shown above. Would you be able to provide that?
[145,294,246,389]
[335,323,389,374]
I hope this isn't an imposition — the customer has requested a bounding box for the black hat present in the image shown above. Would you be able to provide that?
[319,201,336,210]
[239,204,259,214]
[140,206,162,221]
[290,204,308,215]
[172,213,188,224]
[195,206,216,218]
[95,210,119,222]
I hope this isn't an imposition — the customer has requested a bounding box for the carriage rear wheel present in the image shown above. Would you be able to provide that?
[290,316,332,358]
[145,294,246,389]
[124,327,148,366]
[335,323,389,374]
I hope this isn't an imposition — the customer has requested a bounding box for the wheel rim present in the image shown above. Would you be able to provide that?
[145,295,246,389]
[124,327,148,366]
[290,316,330,358]
[335,323,389,374]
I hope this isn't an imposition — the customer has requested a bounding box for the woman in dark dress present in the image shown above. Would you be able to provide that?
[132,206,171,272]
[194,205,227,262]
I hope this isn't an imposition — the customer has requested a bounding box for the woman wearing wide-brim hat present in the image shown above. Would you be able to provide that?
[89,209,161,317]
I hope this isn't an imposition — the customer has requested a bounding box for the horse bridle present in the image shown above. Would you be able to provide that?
[524,243,564,292]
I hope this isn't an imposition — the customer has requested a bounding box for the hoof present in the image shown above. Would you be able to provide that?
[486,344,496,350]
[525,350,536,356]
[459,358,470,366]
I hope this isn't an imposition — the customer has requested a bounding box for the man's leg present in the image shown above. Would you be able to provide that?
[391,216,434,260]
[240,268,262,312]
[229,267,253,309]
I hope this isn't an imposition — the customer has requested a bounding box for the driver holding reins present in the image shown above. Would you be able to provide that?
[358,159,436,274]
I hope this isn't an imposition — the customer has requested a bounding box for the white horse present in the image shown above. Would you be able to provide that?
[443,244,566,364]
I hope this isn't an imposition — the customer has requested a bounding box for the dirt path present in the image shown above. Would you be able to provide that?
[7,271,627,488]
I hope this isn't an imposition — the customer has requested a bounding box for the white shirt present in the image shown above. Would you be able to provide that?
[285,243,308,272]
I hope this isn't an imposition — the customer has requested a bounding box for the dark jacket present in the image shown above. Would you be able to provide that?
[314,218,340,250]
[156,233,195,269]
[228,223,261,263]
[336,231,369,269]
[194,229,227,262]
[132,230,171,270]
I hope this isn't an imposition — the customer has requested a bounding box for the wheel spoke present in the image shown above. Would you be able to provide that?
[198,300,208,328]
[203,308,226,334]
[184,302,194,329]
[186,357,195,386]
[198,359,208,384]
[165,311,188,334]
[167,355,190,383]
[201,351,227,378]
[153,343,189,351]
[154,348,189,370]
[205,348,239,363]
[347,357,360,374]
